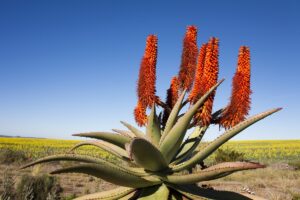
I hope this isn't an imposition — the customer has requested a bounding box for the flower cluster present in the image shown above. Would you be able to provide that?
[134,26,251,129]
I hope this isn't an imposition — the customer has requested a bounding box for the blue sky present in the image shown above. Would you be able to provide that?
[0,0,299,140]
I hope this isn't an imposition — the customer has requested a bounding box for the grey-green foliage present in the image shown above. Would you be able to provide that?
[0,148,28,164]
[1,170,15,200]
[214,148,245,163]
[16,174,62,200]
[21,80,281,199]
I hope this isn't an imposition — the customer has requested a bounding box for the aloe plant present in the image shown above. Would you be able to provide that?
[21,26,281,199]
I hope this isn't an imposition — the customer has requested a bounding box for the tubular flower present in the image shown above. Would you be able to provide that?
[195,37,219,126]
[137,35,158,108]
[188,43,208,104]
[220,46,251,129]
[178,26,198,92]
[134,101,147,126]
[162,76,179,125]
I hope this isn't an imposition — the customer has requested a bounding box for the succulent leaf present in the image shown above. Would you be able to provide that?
[172,108,281,172]
[120,121,145,138]
[119,190,140,200]
[20,154,105,169]
[72,132,131,148]
[164,162,264,184]
[112,129,136,138]
[159,79,224,163]
[169,191,188,200]
[138,184,169,199]
[68,141,130,161]
[74,186,136,200]
[168,184,254,200]
[20,154,147,176]
[146,105,161,146]
[172,126,207,164]
[161,90,186,139]
[51,163,161,188]
[129,138,168,171]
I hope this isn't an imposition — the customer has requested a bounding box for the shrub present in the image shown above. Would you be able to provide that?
[0,148,28,164]
[0,170,15,200]
[292,193,300,200]
[16,174,62,200]
[289,160,300,170]
[214,148,245,163]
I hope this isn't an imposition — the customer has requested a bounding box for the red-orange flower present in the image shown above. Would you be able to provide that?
[188,43,208,104]
[220,46,251,129]
[137,35,158,108]
[195,37,219,126]
[134,101,147,126]
[178,26,198,92]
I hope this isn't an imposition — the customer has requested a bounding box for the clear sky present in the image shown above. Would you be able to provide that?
[0,0,299,140]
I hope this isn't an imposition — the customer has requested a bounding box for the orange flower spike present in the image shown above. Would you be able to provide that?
[198,37,219,126]
[134,101,147,126]
[220,46,252,129]
[178,26,198,92]
[188,43,208,104]
[137,35,158,108]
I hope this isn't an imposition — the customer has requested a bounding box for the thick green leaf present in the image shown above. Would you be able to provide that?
[20,154,104,169]
[168,184,254,200]
[146,105,161,146]
[72,132,131,148]
[119,190,140,200]
[159,79,224,163]
[20,154,147,176]
[112,129,136,138]
[51,163,161,188]
[172,108,281,172]
[74,186,136,200]
[172,126,207,164]
[164,162,264,184]
[120,121,145,138]
[169,191,186,200]
[160,90,186,142]
[68,141,130,161]
[138,184,169,200]
[129,138,168,171]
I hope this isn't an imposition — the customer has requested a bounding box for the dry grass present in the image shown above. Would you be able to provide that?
[202,166,300,200]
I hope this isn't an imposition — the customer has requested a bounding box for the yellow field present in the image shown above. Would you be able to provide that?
[219,140,300,162]
[0,137,299,162]
[0,137,113,160]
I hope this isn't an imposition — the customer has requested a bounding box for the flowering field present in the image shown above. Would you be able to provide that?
[0,137,113,161]
[0,137,299,163]
[218,140,300,162]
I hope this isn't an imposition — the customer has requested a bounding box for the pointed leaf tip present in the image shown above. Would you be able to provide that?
[70,132,131,148]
